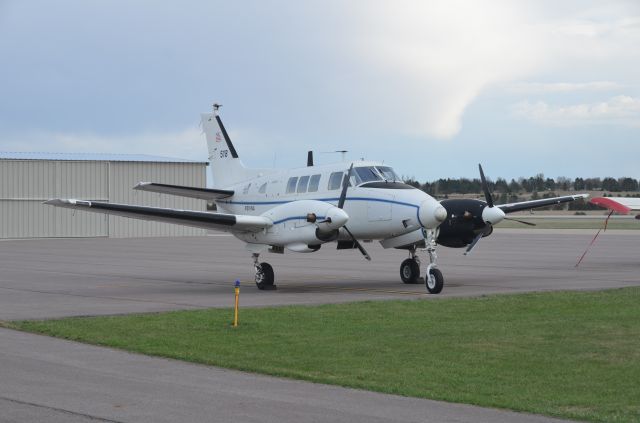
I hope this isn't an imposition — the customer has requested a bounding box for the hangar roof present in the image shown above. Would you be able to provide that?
[0,152,207,164]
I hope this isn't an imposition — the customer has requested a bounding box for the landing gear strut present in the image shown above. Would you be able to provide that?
[253,253,276,290]
[423,229,444,294]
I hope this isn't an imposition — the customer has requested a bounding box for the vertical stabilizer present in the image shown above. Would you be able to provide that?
[201,106,250,188]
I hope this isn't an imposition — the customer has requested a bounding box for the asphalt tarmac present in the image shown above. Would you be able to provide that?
[0,229,637,320]
[1,229,638,422]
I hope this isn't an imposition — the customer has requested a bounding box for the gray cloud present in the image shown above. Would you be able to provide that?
[512,95,640,126]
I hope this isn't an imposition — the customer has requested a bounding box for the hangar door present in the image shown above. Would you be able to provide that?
[0,160,108,238]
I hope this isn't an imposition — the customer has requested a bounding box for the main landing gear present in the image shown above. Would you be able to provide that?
[253,253,276,290]
[400,254,421,284]
[399,229,444,294]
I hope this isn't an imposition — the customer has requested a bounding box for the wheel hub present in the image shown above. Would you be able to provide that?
[402,266,411,278]
[426,275,435,289]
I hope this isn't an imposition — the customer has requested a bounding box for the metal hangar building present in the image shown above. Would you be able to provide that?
[0,152,208,239]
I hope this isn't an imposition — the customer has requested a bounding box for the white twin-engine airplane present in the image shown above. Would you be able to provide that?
[46,105,589,294]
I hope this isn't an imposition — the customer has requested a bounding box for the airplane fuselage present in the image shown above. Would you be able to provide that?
[216,160,440,249]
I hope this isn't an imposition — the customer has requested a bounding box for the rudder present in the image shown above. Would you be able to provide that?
[201,107,249,188]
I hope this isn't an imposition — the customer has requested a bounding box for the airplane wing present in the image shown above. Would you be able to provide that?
[133,182,234,200]
[44,199,271,232]
[590,197,640,214]
[497,193,589,214]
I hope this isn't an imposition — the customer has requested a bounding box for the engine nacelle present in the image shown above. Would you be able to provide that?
[437,198,494,248]
[286,243,321,253]
[237,200,349,247]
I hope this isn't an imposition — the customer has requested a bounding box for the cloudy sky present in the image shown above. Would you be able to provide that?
[1,1,639,183]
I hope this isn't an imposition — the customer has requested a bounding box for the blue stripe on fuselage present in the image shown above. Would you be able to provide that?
[219,197,420,209]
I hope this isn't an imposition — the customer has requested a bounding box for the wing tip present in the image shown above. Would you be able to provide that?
[43,199,91,207]
[133,182,151,190]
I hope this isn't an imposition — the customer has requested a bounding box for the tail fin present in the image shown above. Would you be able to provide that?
[201,108,251,188]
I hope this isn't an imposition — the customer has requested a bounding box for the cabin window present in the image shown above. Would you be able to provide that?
[328,172,343,190]
[297,175,310,193]
[308,174,321,192]
[286,177,298,194]
[258,182,267,194]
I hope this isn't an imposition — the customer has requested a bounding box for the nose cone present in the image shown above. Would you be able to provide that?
[419,199,447,229]
[325,207,349,229]
[482,206,505,225]
[434,206,447,222]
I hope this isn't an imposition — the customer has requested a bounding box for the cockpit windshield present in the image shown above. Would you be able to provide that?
[354,167,382,183]
[352,166,401,184]
[375,166,400,182]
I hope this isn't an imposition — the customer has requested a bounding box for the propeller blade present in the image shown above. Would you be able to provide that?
[338,163,354,209]
[478,164,494,207]
[504,217,536,226]
[343,226,371,261]
[335,163,369,260]
[464,231,484,255]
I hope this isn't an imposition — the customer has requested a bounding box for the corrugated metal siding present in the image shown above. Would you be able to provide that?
[0,159,206,238]
[0,159,56,199]
[0,160,109,238]
[58,161,109,199]
[108,162,206,238]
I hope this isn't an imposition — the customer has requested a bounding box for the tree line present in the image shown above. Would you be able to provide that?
[403,175,640,211]
[404,175,640,195]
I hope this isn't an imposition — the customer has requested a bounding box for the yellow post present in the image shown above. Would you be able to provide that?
[233,280,240,327]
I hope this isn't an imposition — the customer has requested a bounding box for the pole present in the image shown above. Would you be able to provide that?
[233,280,240,327]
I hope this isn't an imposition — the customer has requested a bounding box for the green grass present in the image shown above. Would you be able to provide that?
[6,288,640,422]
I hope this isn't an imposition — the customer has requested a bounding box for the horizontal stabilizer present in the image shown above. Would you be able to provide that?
[134,182,234,200]
[44,199,270,233]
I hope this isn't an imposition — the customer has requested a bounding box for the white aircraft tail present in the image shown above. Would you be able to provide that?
[201,109,260,188]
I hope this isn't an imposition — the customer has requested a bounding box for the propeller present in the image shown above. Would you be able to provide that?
[479,164,535,227]
[465,164,539,255]
[337,164,371,261]
[479,164,494,207]
[464,232,484,255]
[478,164,505,226]
[337,164,352,209]
[462,164,505,255]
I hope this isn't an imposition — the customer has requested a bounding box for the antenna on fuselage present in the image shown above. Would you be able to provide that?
[321,150,348,162]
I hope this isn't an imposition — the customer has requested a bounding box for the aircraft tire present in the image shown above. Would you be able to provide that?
[255,262,275,290]
[400,258,420,284]
[426,268,444,294]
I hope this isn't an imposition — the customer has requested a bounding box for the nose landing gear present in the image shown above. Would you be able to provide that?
[425,267,444,294]
[424,229,444,294]
[398,229,445,294]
